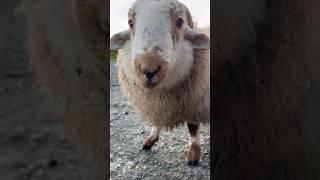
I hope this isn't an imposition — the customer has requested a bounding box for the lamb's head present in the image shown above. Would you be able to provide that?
[111,0,209,89]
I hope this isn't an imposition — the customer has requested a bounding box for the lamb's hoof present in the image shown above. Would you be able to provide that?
[187,144,200,166]
[142,137,158,150]
[142,145,152,150]
[187,160,199,166]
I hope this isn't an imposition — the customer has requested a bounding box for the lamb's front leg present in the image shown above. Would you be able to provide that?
[142,126,161,150]
[187,123,200,166]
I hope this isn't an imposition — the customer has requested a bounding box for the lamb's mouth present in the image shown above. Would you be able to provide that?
[143,79,159,88]
[135,69,168,89]
[134,74,160,89]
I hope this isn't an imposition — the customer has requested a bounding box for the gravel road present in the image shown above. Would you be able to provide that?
[110,63,210,180]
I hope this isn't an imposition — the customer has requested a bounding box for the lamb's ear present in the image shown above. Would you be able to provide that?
[110,30,131,50]
[184,28,210,49]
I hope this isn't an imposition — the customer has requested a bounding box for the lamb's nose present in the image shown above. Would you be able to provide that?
[145,71,156,80]
[142,66,161,80]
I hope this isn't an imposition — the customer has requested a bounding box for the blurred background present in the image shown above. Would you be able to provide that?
[0,1,90,179]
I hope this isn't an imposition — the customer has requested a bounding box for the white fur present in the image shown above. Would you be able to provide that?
[149,126,162,140]
[118,41,137,85]
[162,40,194,89]
[189,127,200,146]
[130,0,186,65]
[131,0,174,63]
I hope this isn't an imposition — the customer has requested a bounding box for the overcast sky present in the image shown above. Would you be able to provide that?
[110,0,210,37]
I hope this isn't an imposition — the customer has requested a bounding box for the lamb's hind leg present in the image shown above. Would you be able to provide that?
[187,123,200,166]
[142,126,161,150]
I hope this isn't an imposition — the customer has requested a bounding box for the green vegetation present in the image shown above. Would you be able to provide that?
[110,50,117,62]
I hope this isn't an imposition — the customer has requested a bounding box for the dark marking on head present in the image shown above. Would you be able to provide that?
[153,46,163,53]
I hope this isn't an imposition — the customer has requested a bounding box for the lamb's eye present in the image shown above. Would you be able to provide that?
[128,20,134,29]
[175,18,184,28]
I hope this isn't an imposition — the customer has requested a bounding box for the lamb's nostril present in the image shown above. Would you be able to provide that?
[143,66,161,80]
[146,72,156,79]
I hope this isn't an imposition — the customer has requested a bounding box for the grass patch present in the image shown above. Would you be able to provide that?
[110,50,117,62]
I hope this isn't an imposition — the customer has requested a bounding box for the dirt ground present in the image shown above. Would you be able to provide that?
[110,63,210,180]
[0,1,91,179]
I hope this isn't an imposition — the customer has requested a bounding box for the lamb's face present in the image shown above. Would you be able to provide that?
[111,0,209,89]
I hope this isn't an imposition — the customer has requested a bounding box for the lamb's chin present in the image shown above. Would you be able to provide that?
[142,82,159,89]
[136,78,161,89]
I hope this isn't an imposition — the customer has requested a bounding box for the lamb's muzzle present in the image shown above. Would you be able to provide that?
[134,52,168,88]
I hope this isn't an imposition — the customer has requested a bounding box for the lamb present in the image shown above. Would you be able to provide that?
[213,0,320,179]
[21,0,107,179]
[110,0,210,165]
